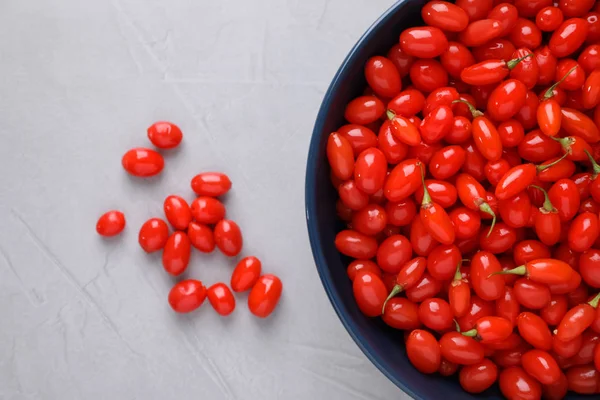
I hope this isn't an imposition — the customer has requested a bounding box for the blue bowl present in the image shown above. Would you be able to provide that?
[304,1,587,399]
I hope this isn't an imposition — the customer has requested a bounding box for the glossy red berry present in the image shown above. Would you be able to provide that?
[96,210,126,237]
[248,274,282,318]
[207,283,236,316]
[168,280,206,313]
[147,121,183,149]
[214,220,243,257]
[122,148,164,177]
[138,218,169,252]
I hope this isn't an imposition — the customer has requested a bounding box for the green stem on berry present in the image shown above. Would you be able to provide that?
[506,53,533,70]
[542,65,578,101]
[529,185,557,213]
[488,265,527,279]
[536,151,569,172]
[452,99,484,118]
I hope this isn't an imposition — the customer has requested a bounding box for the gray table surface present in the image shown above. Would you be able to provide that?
[0,0,411,399]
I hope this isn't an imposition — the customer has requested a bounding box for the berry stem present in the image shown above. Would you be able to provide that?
[382,284,403,314]
[584,150,600,177]
[453,259,469,282]
[478,202,496,237]
[529,185,557,213]
[420,163,432,207]
[536,152,569,172]
[542,65,578,101]
[506,53,533,70]
[452,99,484,118]
[589,292,600,309]
[488,265,527,278]
[461,329,478,338]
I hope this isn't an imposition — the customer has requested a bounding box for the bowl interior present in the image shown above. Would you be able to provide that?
[305,1,587,399]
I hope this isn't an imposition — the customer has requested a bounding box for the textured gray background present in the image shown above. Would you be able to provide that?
[0,0,411,399]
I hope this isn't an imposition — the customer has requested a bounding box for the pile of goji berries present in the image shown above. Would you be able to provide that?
[96,121,282,318]
[329,0,600,398]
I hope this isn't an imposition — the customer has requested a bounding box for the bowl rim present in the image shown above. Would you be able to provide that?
[304,1,423,399]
